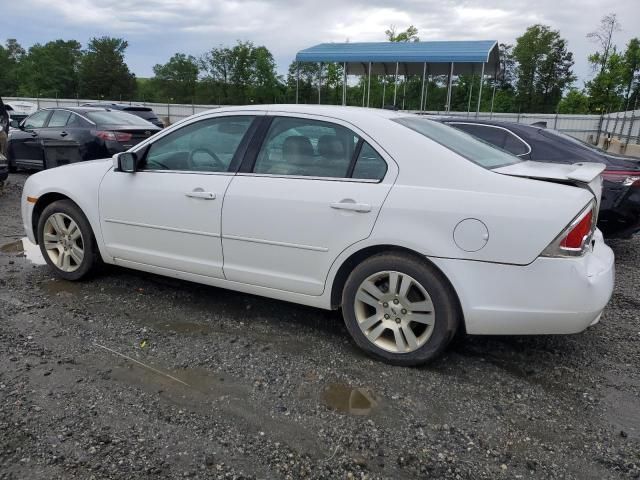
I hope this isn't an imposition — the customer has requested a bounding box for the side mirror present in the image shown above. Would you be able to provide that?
[9,119,20,129]
[115,152,137,173]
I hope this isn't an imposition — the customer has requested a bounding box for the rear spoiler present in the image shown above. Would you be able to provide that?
[495,161,605,184]
[565,163,607,183]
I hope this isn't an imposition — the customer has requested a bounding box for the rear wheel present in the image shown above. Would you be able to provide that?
[37,200,100,280]
[342,253,460,366]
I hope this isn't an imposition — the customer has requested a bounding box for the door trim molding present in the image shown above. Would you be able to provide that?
[104,218,220,238]
[223,234,328,252]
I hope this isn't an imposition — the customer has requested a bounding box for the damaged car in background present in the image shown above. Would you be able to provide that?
[8,107,161,171]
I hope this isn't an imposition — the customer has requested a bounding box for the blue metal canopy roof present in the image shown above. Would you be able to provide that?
[295,40,498,64]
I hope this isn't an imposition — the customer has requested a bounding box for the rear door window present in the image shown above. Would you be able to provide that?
[47,110,72,128]
[352,142,387,180]
[253,117,358,178]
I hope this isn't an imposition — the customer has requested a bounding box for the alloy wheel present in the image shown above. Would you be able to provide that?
[43,213,84,273]
[354,271,435,353]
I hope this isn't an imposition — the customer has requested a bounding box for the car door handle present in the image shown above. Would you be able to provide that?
[330,201,372,213]
[60,131,68,137]
[185,191,216,200]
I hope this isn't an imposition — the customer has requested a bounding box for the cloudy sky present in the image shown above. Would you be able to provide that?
[1,0,638,84]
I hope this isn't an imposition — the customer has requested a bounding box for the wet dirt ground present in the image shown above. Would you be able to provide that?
[0,173,638,479]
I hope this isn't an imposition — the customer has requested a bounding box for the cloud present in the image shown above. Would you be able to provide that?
[1,0,638,83]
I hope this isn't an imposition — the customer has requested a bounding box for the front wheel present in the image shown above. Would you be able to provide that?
[37,200,100,280]
[342,253,460,366]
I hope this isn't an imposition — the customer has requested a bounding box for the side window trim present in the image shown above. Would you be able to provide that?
[238,116,274,174]
[448,122,532,157]
[346,138,364,178]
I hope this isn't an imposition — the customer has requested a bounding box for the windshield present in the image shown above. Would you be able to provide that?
[393,117,521,169]
[86,110,154,126]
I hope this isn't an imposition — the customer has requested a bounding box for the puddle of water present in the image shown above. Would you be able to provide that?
[107,362,250,411]
[0,237,46,265]
[150,320,215,335]
[42,279,83,295]
[322,383,378,416]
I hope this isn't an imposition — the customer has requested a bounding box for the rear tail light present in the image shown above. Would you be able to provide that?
[95,130,132,142]
[541,201,596,257]
[602,170,640,187]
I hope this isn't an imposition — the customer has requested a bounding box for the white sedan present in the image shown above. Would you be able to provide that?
[21,105,614,365]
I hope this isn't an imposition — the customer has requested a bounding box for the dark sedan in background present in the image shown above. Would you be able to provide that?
[436,118,640,238]
[82,103,164,128]
[8,107,161,172]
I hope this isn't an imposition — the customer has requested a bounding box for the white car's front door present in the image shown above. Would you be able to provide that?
[99,114,259,278]
[222,114,397,295]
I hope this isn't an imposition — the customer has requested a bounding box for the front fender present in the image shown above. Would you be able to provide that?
[22,159,113,257]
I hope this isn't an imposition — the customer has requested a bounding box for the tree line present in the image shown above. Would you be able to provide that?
[0,13,637,114]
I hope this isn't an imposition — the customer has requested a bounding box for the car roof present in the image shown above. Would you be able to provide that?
[189,104,413,125]
[82,103,153,110]
[40,106,112,114]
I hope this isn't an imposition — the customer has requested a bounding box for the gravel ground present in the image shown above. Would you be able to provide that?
[0,172,638,479]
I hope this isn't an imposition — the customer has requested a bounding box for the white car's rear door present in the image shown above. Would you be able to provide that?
[221,114,397,296]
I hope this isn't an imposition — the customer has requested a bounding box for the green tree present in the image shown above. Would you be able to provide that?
[17,40,82,97]
[558,89,590,113]
[585,49,626,112]
[79,37,136,99]
[513,24,575,113]
[0,39,24,95]
[201,41,280,104]
[152,53,199,103]
[385,25,419,42]
[621,38,640,110]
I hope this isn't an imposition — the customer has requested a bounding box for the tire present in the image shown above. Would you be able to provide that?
[37,200,101,281]
[7,145,17,173]
[341,253,460,366]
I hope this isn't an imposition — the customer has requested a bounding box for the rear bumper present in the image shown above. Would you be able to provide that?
[599,184,640,238]
[430,230,615,335]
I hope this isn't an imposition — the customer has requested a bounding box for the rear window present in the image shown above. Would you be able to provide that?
[85,111,153,126]
[126,109,158,120]
[393,117,521,169]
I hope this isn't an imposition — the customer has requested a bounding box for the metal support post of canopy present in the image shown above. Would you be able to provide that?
[317,62,322,104]
[476,62,485,116]
[393,62,399,107]
[342,62,347,106]
[295,62,300,104]
[367,62,372,108]
[445,62,454,112]
[420,62,426,112]
[467,65,474,116]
